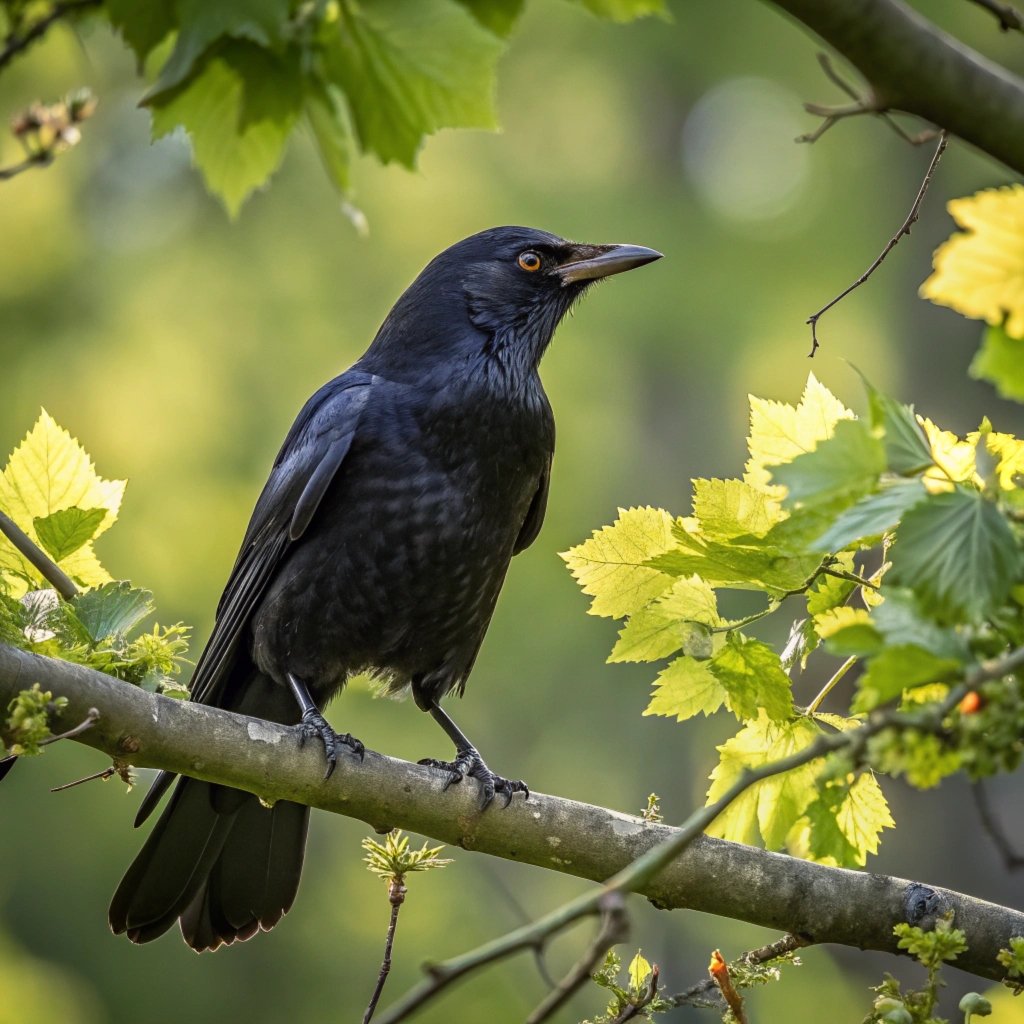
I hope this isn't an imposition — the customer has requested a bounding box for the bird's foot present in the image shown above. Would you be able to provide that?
[297,709,364,779]
[418,747,529,810]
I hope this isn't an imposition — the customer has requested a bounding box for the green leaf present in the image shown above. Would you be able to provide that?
[709,634,794,723]
[889,487,1022,623]
[561,506,675,619]
[855,371,934,475]
[803,773,894,867]
[853,645,962,713]
[0,410,124,591]
[454,0,526,35]
[970,324,1024,403]
[643,656,726,721]
[745,373,854,491]
[813,480,928,552]
[871,589,967,662]
[706,714,822,849]
[71,582,154,642]
[145,0,290,101]
[107,0,177,64]
[33,507,107,562]
[691,478,784,540]
[771,419,885,509]
[648,523,822,596]
[805,554,856,615]
[149,42,303,217]
[306,81,355,195]
[814,607,882,657]
[573,0,667,21]
[323,0,504,167]
[608,575,718,663]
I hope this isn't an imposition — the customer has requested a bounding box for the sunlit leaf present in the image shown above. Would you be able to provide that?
[33,507,107,563]
[709,633,793,723]
[643,655,726,721]
[803,773,894,867]
[691,477,783,540]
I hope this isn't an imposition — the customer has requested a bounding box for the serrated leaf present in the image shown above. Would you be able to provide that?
[33,507,107,562]
[856,371,934,475]
[691,478,784,540]
[919,417,978,486]
[643,656,726,721]
[648,523,822,596]
[107,0,176,64]
[813,480,928,552]
[889,487,1022,623]
[706,714,822,850]
[853,645,962,713]
[71,582,154,642]
[709,634,793,723]
[814,607,882,657]
[145,0,289,101]
[986,429,1024,491]
[628,952,652,991]
[149,42,302,217]
[871,588,968,662]
[608,575,719,663]
[323,0,504,167]
[454,0,525,35]
[804,773,894,867]
[561,507,675,619]
[745,373,854,491]
[771,419,885,509]
[574,0,667,21]
[971,324,1024,403]
[0,411,124,590]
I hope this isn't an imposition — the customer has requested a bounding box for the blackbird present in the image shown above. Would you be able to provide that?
[109,226,661,950]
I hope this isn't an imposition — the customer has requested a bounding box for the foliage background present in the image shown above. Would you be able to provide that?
[2,1,1023,1021]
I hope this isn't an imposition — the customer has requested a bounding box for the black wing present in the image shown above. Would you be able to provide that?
[513,457,551,555]
[189,372,374,708]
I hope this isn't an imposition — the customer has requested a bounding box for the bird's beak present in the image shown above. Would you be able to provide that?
[557,243,663,285]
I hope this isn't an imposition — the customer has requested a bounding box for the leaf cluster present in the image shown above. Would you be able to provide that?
[582,949,672,1023]
[3,683,68,757]
[96,0,664,216]
[361,829,452,884]
[563,374,1024,867]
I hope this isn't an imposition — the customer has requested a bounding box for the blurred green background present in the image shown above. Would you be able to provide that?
[3,2,1024,1021]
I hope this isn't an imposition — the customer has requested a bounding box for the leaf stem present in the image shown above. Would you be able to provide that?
[806,656,858,714]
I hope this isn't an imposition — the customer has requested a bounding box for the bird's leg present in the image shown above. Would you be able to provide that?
[286,673,364,779]
[418,702,529,810]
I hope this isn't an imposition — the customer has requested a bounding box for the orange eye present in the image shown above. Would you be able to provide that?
[517,251,542,272]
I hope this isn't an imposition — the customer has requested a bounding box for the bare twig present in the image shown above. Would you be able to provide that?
[966,0,1024,31]
[806,130,947,356]
[0,0,101,73]
[526,892,629,1024]
[363,880,407,1024]
[0,153,53,179]
[972,780,1024,871]
[0,706,99,771]
[671,934,809,1008]
[51,764,117,791]
[0,509,78,599]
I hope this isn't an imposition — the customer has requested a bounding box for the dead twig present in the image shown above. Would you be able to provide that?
[966,0,1024,31]
[806,130,947,356]
[363,879,407,1024]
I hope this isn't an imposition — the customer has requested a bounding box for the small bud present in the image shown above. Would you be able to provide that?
[959,992,992,1017]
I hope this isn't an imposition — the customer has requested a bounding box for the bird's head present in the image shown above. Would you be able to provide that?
[363,226,662,378]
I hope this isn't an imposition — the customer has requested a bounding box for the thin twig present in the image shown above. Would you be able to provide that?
[821,567,880,591]
[671,934,809,1008]
[363,879,408,1024]
[972,779,1024,871]
[0,0,101,73]
[0,509,78,599]
[611,964,662,1023]
[966,0,1024,31]
[50,764,117,791]
[806,655,858,715]
[374,643,1024,1024]
[0,153,53,180]
[0,706,99,770]
[527,892,628,1024]
[806,130,948,356]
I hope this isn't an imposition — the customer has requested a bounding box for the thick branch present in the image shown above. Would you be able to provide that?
[2,642,1022,983]
[762,0,1024,174]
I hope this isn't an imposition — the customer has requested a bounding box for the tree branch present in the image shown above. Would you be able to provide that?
[0,0,100,73]
[2,641,1023,989]
[966,0,1024,33]
[760,0,1024,175]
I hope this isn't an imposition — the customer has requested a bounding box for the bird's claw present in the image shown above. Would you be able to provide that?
[298,710,364,779]
[418,748,528,810]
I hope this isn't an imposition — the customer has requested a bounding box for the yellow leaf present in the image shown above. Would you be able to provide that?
[0,410,125,590]
[628,951,651,991]
[745,373,854,492]
[920,185,1024,338]
[691,477,784,539]
[986,430,1024,490]
[643,655,727,721]
[918,416,978,488]
[561,506,675,619]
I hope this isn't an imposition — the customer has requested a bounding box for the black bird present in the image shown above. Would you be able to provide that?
[109,226,661,951]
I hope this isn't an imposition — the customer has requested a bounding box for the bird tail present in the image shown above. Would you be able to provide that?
[109,672,309,951]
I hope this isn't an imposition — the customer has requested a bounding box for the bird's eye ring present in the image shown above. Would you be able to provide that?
[517,251,542,272]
